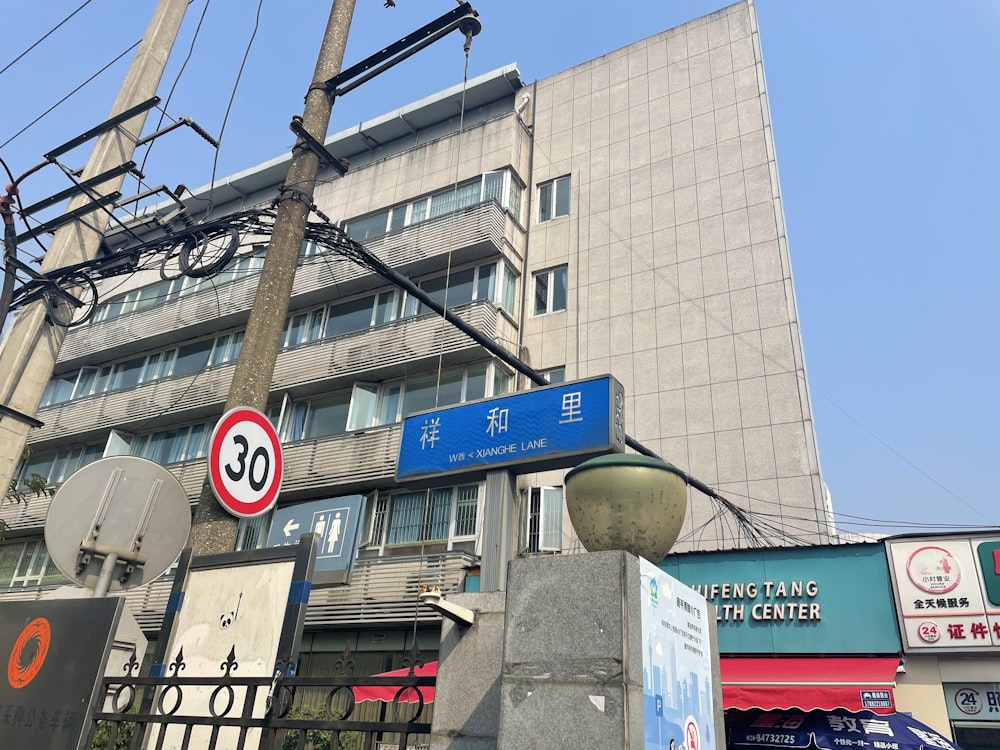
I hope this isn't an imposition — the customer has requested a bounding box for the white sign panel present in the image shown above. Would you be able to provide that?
[640,557,717,750]
[887,536,1000,653]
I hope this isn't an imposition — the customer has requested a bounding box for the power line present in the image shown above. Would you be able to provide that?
[0,0,97,78]
[0,42,140,151]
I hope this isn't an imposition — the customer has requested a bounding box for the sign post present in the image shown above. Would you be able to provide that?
[266,495,367,586]
[208,406,284,518]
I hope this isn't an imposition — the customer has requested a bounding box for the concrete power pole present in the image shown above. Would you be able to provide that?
[189,0,357,554]
[0,0,188,497]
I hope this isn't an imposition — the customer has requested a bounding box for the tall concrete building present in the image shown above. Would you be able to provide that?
[1,0,831,651]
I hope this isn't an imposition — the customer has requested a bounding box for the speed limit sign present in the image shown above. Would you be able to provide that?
[208,406,283,518]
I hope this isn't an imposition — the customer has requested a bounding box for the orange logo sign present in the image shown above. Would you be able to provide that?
[7,617,51,689]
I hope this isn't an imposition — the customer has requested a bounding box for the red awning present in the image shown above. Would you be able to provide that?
[352,661,436,704]
[721,657,899,716]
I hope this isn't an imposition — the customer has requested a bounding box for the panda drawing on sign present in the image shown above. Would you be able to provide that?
[220,590,243,629]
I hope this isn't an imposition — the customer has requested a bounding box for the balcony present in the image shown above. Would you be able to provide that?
[58,201,524,368]
[168,424,404,502]
[31,301,516,447]
[0,551,474,634]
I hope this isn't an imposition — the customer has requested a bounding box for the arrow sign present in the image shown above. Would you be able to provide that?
[283,519,300,538]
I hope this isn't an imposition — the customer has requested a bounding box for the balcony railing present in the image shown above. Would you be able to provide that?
[31,301,516,447]
[58,201,524,368]
[4,425,402,537]
[0,551,474,634]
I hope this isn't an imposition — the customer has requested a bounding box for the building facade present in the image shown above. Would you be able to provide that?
[1,1,831,644]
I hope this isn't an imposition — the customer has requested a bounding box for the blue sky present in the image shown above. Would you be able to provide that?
[2,1,998,537]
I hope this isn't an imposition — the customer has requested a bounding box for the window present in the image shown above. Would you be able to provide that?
[531,367,566,387]
[523,487,562,553]
[379,485,481,546]
[538,175,570,222]
[533,266,568,315]
[15,444,103,490]
[235,514,272,551]
[91,248,265,325]
[0,540,67,588]
[131,422,211,464]
[303,393,351,439]
[345,170,526,241]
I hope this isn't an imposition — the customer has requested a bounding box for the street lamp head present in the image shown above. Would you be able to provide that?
[565,454,688,563]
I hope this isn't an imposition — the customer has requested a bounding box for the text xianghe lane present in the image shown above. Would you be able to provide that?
[688,579,823,623]
[448,437,549,463]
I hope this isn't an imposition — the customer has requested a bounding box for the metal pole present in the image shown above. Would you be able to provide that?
[0,0,189,498]
[92,552,119,598]
[189,0,357,554]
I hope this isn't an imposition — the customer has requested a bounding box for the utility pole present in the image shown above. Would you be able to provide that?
[189,0,358,554]
[0,0,188,498]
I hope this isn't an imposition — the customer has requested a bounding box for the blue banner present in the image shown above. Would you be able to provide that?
[396,375,624,481]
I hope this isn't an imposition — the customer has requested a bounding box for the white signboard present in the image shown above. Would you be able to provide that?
[887,536,1000,652]
[640,558,716,750]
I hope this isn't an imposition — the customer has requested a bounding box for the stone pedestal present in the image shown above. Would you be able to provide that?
[497,550,644,749]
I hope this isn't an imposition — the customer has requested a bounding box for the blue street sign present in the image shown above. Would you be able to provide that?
[267,495,367,585]
[396,375,625,481]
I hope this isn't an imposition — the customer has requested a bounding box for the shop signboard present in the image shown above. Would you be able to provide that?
[943,683,1000,721]
[660,543,901,654]
[640,557,717,750]
[886,534,1000,653]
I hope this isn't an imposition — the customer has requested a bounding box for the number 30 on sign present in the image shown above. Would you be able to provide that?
[209,406,284,518]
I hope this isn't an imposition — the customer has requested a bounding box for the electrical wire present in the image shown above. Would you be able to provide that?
[0,41,140,151]
[200,0,266,218]
[0,0,97,78]
[135,0,214,187]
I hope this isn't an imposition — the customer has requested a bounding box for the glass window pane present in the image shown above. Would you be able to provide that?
[427,488,452,539]
[465,363,488,401]
[377,384,402,425]
[184,423,208,460]
[285,313,307,348]
[419,276,447,314]
[387,491,426,544]
[429,187,455,218]
[455,485,478,537]
[347,383,378,431]
[74,368,98,399]
[541,487,562,550]
[172,339,213,376]
[508,177,523,222]
[111,357,145,390]
[325,296,375,338]
[410,198,428,224]
[401,375,438,417]
[555,176,571,217]
[455,181,480,209]
[483,172,504,205]
[42,374,76,406]
[446,268,475,306]
[346,211,390,242]
[534,273,549,315]
[308,309,325,341]
[388,208,406,233]
[437,371,464,407]
[303,393,351,439]
[374,291,398,325]
[538,182,552,222]
[476,263,495,302]
[552,266,568,312]
[501,265,517,313]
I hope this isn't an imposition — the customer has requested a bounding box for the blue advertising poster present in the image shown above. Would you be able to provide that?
[396,375,625,481]
[640,557,716,750]
[267,495,366,585]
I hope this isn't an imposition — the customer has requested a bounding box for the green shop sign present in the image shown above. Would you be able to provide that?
[660,543,901,654]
